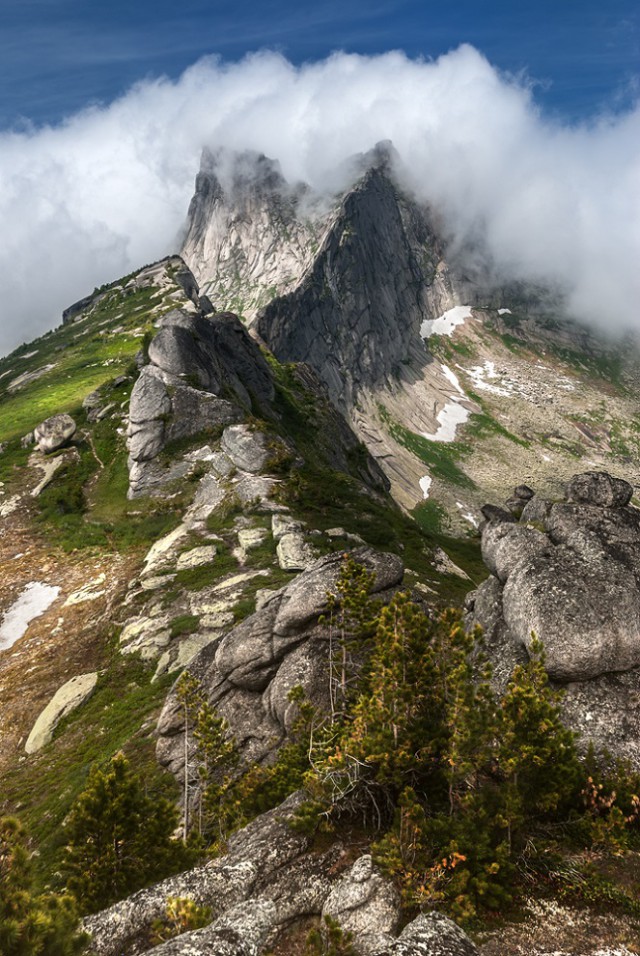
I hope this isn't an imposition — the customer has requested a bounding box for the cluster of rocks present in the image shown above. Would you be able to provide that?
[83,791,477,956]
[467,471,640,765]
[126,307,273,497]
[156,546,404,778]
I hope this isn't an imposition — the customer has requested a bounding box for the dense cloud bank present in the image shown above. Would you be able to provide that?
[0,45,639,354]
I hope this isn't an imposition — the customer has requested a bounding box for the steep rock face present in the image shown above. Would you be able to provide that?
[127,308,274,497]
[181,148,325,318]
[467,471,640,766]
[256,160,455,411]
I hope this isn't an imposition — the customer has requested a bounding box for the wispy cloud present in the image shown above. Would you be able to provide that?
[0,46,639,355]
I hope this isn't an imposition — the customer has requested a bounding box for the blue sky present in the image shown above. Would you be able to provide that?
[2,0,639,128]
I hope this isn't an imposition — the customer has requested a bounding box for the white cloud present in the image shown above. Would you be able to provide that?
[0,45,639,355]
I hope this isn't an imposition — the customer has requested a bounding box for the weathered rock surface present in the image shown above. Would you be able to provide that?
[256,146,454,412]
[156,547,404,782]
[83,791,313,956]
[370,912,478,956]
[25,672,98,753]
[467,472,640,766]
[322,855,401,954]
[33,413,77,453]
[276,531,318,571]
[126,300,274,497]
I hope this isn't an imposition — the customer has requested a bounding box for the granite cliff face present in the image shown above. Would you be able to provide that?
[181,148,326,319]
[256,156,456,410]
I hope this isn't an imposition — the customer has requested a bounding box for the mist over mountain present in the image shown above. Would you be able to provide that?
[0,44,639,355]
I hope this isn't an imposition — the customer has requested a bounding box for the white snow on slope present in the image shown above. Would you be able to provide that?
[422,399,470,442]
[421,305,473,338]
[419,475,432,499]
[0,583,61,652]
[440,364,465,395]
[465,360,513,396]
[497,308,512,315]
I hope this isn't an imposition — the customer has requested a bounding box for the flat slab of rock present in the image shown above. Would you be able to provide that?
[176,545,217,571]
[26,672,98,753]
[34,414,77,454]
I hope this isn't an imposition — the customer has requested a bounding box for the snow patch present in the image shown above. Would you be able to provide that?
[440,364,465,395]
[465,360,513,396]
[456,502,479,527]
[497,308,512,315]
[0,583,61,652]
[422,401,470,443]
[421,305,473,338]
[419,475,432,499]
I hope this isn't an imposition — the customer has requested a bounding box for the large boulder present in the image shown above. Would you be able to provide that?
[468,472,640,766]
[25,673,98,753]
[33,414,77,453]
[371,912,478,956]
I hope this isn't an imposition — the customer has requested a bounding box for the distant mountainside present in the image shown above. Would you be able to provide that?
[0,143,639,956]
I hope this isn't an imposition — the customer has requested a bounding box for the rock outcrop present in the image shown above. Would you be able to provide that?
[157,547,404,781]
[127,308,273,497]
[180,148,325,320]
[83,790,476,956]
[467,471,640,766]
[256,146,455,411]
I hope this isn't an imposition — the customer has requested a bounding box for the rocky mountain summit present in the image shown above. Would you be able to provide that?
[2,146,640,956]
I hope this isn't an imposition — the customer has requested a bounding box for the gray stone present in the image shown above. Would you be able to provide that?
[25,673,98,753]
[149,324,218,390]
[129,366,171,423]
[481,522,550,582]
[371,912,478,956]
[322,855,401,953]
[566,471,633,508]
[221,424,271,474]
[276,532,318,571]
[157,546,404,780]
[502,545,640,681]
[513,484,535,500]
[274,547,404,637]
[127,419,165,461]
[83,792,311,956]
[33,414,77,453]
[271,514,303,540]
[480,504,516,525]
[520,494,553,526]
[176,545,217,571]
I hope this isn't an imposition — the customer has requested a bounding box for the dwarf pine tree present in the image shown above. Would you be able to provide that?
[0,816,85,956]
[61,752,192,915]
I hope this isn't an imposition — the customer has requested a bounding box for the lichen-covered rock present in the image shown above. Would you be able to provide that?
[33,413,77,453]
[371,912,478,955]
[468,472,640,766]
[322,855,401,954]
[142,900,277,955]
[25,672,98,753]
[83,792,311,956]
[276,531,318,571]
[480,522,550,582]
[221,424,272,474]
[566,471,633,508]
